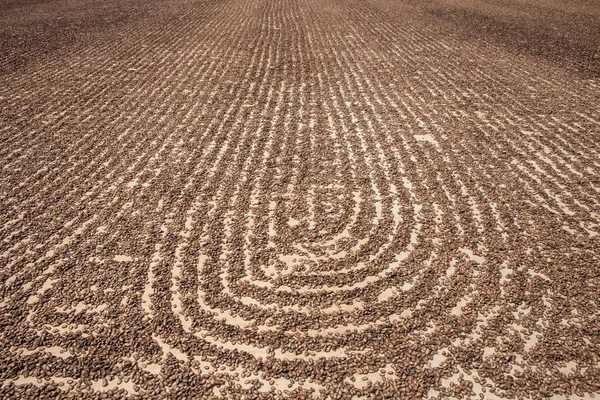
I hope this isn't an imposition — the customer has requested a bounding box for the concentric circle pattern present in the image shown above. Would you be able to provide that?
[1,0,600,398]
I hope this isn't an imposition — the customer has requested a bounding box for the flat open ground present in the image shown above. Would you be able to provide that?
[1,0,600,398]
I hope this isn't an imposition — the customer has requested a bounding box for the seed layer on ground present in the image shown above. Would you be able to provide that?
[1,0,600,398]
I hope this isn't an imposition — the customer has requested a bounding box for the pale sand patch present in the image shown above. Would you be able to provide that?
[450,294,471,316]
[114,255,133,262]
[460,247,485,264]
[414,133,439,146]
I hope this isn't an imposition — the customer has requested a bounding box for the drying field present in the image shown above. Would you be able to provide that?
[1,0,600,398]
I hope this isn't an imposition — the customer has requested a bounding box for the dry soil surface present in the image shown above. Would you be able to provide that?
[1,0,600,399]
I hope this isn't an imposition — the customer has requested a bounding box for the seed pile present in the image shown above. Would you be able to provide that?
[1,0,599,398]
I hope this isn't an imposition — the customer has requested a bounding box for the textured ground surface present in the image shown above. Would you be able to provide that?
[1,0,600,398]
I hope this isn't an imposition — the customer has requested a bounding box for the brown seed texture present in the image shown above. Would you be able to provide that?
[1,0,600,399]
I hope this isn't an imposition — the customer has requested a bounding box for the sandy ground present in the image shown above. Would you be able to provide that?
[1,0,600,398]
